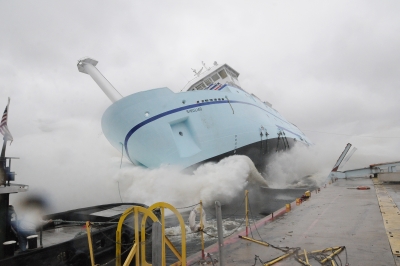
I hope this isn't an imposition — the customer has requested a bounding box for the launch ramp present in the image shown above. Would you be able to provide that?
[328,143,400,181]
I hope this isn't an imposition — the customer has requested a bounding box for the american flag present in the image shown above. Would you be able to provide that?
[0,98,13,142]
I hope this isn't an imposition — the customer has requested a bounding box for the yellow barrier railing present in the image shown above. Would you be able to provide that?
[116,206,159,266]
[144,202,187,266]
[116,202,186,266]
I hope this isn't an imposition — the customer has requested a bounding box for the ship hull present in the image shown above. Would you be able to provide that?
[188,137,298,173]
[101,85,310,171]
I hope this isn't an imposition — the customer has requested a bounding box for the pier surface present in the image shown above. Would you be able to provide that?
[187,177,400,265]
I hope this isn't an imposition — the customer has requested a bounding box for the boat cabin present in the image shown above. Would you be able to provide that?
[185,63,242,91]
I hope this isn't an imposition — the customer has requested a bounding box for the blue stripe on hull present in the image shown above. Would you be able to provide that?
[124,99,287,160]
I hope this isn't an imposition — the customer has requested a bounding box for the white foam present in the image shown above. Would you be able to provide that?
[114,155,267,207]
[264,143,333,188]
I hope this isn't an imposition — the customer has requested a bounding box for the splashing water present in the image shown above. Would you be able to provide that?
[113,155,267,207]
[264,143,335,189]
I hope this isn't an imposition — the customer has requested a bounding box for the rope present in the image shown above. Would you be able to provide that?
[53,219,119,225]
[247,198,292,253]
[171,197,249,238]
[98,243,134,265]
[91,224,152,246]
[175,202,200,209]
[192,217,245,239]
[224,195,246,218]
[247,198,263,241]
[252,255,265,266]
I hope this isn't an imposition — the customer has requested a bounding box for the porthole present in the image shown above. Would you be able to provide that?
[144,112,149,117]
[179,132,183,136]
[182,100,186,104]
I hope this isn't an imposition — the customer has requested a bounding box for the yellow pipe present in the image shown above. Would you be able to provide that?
[304,249,309,265]
[264,253,293,266]
[134,208,140,266]
[320,247,343,264]
[86,221,96,266]
[298,247,342,255]
[296,258,311,266]
[116,208,134,266]
[161,207,166,266]
[295,249,311,266]
[116,228,122,266]
[140,212,151,266]
[123,243,137,266]
[165,236,182,260]
[239,235,269,247]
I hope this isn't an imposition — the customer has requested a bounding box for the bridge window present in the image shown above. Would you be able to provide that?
[195,83,206,90]
[218,69,227,79]
[204,78,213,86]
[211,74,220,81]
[227,69,238,80]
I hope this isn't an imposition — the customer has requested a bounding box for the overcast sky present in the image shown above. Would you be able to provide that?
[1,1,400,210]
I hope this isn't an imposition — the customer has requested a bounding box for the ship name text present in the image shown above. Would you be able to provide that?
[186,107,202,113]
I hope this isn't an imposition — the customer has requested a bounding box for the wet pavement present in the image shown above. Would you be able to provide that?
[187,177,400,266]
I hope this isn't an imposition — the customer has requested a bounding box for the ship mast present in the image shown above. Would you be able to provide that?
[77,57,123,103]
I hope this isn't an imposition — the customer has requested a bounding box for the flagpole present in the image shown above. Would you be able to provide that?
[1,137,6,159]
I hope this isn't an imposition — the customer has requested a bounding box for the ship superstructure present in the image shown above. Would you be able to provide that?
[78,58,311,172]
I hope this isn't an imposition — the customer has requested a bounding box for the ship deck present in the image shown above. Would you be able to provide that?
[187,177,400,265]
[40,224,93,247]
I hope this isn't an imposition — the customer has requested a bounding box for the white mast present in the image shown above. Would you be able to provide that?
[77,57,123,103]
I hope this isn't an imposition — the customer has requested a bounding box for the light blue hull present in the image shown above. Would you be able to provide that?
[102,85,311,170]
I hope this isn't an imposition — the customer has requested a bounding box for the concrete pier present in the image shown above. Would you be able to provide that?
[187,177,400,265]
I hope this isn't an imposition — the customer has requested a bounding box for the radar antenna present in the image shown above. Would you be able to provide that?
[202,61,210,71]
[191,67,203,77]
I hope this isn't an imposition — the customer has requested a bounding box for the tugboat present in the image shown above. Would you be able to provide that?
[0,98,150,265]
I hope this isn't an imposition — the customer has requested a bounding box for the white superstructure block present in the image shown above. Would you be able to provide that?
[77,57,122,103]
